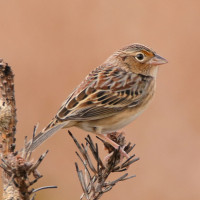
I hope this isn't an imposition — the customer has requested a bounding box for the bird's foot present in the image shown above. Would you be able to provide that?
[104,146,130,161]
[103,145,130,170]
[119,146,130,160]
[98,133,130,168]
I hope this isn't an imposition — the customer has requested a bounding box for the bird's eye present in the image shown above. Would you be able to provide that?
[135,53,145,61]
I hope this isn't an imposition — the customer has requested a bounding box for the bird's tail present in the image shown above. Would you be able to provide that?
[26,119,69,152]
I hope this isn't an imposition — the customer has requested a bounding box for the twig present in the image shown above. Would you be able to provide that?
[32,186,57,193]
[69,131,139,199]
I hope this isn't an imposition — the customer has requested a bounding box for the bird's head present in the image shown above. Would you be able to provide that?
[107,44,168,77]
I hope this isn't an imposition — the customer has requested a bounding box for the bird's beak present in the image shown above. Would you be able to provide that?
[148,54,168,66]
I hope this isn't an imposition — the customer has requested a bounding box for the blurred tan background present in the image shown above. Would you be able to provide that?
[0,0,200,199]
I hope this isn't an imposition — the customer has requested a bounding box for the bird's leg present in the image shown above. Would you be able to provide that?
[98,134,130,160]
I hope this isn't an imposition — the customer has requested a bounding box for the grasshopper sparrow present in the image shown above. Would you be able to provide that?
[29,44,168,157]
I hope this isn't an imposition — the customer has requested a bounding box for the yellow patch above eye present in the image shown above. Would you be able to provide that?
[139,50,154,58]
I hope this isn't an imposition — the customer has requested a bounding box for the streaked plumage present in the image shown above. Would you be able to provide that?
[28,44,167,154]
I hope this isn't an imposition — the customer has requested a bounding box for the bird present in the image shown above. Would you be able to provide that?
[27,43,168,158]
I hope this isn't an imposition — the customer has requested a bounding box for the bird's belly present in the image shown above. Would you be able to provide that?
[75,107,146,134]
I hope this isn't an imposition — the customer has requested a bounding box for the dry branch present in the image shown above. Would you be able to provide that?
[0,60,57,200]
[69,131,139,199]
[0,60,17,155]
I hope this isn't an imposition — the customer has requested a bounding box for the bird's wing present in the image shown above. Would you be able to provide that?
[56,64,154,121]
